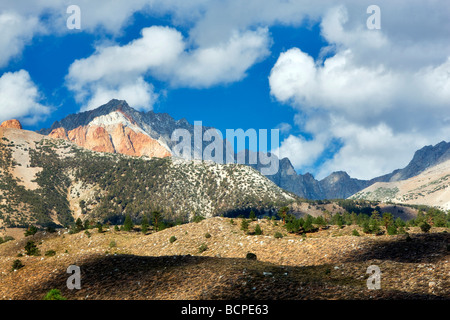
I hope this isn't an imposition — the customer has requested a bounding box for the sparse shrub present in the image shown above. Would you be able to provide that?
[204,232,211,239]
[246,252,257,260]
[109,240,117,248]
[193,214,205,223]
[84,230,91,238]
[230,219,235,225]
[254,224,262,235]
[387,224,398,235]
[169,236,177,243]
[419,221,431,233]
[362,222,371,234]
[43,289,66,300]
[97,223,103,233]
[274,232,283,239]
[24,241,40,256]
[11,259,24,271]
[0,236,14,244]
[46,226,56,233]
[352,229,360,237]
[241,219,249,232]
[114,225,119,231]
[75,218,84,232]
[24,225,38,237]
[198,243,208,253]
[398,226,407,234]
[249,210,257,221]
[45,250,56,257]
[122,214,134,232]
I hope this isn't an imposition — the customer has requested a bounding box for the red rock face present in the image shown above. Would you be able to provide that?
[0,119,22,129]
[48,127,69,140]
[49,123,171,159]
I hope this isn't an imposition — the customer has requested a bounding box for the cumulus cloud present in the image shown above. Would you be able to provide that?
[0,70,51,125]
[2,0,450,179]
[272,134,327,169]
[269,4,450,179]
[0,12,40,67]
[81,77,159,112]
[67,25,270,110]
[275,122,292,134]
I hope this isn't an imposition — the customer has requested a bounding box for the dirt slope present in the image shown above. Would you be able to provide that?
[0,217,448,300]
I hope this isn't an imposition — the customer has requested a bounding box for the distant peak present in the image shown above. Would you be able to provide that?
[1,119,22,129]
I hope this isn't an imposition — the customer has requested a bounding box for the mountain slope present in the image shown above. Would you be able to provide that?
[269,141,450,200]
[0,125,294,228]
[39,100,450,201]
[350,159,450,210]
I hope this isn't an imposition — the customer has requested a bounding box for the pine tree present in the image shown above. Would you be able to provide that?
[278,206,289,225]
[122,214,134,232]
[249,210,257,221]
[151,211,161,232]
[241,219,249,232]
[75,218,84,232]
[141,215,149,234]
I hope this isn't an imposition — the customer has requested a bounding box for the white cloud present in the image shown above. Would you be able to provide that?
[275,122,292,134]
[81,77,159,112]
[167,28,271,87]
[1,0,450,180]
[67,25,270,110]
[269,4,450,179]
[272,134,327,170]
[0,70,51,125]
[0,12,40,67]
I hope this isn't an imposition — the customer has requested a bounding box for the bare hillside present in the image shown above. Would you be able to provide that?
[0,217,448,300]
[351,160,450,210]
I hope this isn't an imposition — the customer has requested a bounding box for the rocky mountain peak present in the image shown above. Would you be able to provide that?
[1,119,22,129]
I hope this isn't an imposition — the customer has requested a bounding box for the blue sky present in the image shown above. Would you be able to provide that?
[1,1,450,180]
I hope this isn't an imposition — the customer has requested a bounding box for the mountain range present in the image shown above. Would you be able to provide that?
[0,120,294,228]
[38,99,450,200]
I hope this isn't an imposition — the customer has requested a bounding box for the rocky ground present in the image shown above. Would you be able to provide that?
[0,217,448,300]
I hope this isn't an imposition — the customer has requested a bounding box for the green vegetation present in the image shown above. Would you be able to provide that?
[43,289,67,300]
[419,221,431,233]
[0,138,292,229]
[204,232,211,239]
[11,259,24,271]
[122,214,134,232]
[141,215,149,234]
[240,219,249,232]
[24,225,38,236]
[0,236,14,244]
[193,214,205,223]
[45,250,56,257]
[169,236,177,243]
[278,206,289,224]
[254,224,262,235]
[24,241,40,256]
[274,232,283,239]
[198,243,208,253]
